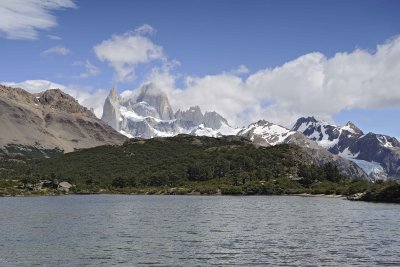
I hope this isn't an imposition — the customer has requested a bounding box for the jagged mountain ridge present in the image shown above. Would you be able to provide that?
[0,85,127,153]
[292,116,400,180]
[236,120,369,180]
[100,86,398,181]
[101,83,239,139]
[238,120,296,146]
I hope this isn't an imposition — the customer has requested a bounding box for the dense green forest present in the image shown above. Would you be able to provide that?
[1,135,336,187]
[0,135,399,202]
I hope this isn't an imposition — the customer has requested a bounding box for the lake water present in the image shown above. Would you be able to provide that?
[0,195,399,266]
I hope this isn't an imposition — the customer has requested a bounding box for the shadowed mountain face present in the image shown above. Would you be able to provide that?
[237,120,370,180]
[0,85,127,153]
[292,117,400,180]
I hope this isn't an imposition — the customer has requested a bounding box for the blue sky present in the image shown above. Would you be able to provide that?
[0,0,399,138]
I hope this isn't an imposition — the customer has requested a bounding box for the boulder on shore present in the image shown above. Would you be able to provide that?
[58,181,72,192]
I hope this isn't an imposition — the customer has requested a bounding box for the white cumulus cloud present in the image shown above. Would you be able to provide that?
[244,36,400,126]
[93,25,165,82]
[132,36,400,128]
[6,35,400,134]
[0,0,76,40]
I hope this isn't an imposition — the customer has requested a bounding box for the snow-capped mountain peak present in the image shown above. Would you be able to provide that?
[135,83,174,120]
[342,121,364,136]
[102,84,238,139]
[238,120,295,146]
[292,117,342,149]
[293,116,400,180]
[291,116,318,132]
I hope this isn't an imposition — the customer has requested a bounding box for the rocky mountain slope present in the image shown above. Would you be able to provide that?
[237,120,369,180]
[101,83,239,139]
[0,85,127,153]
[292,117,400,180]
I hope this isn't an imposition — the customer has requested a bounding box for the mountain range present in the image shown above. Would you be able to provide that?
[0,83,399,182]
[292,117,400,180]
[101,84,238,139]
[100,83,399,181]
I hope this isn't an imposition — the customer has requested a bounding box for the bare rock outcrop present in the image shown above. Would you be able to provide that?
[101,87,121,131]
[0,85,127,153]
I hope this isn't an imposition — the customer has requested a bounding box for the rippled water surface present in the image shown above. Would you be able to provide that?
[0,195,399,266]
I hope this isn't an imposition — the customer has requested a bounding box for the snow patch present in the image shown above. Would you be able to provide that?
[377,135,394,148]
[119,130,133,138]
[120,106,144,122]
[152,128,175,137]
[338,147,360,159]
[342,125,356,134]
[191,124,221,137]
[349,159,386,179]
[315,126,339,149]
[218,122,241,136]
